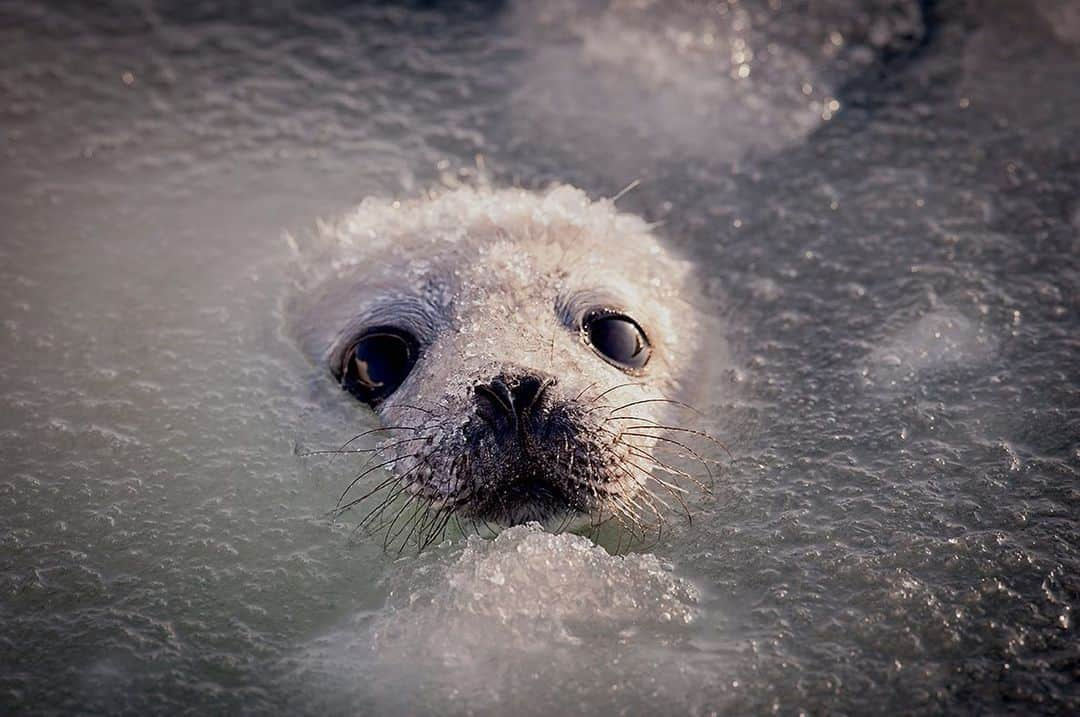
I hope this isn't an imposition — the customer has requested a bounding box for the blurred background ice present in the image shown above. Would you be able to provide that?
[1,0,1078,714]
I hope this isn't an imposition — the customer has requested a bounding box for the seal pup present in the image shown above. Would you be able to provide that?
[292,185,721,544]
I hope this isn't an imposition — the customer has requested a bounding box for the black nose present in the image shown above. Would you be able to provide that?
[474,372,556,436]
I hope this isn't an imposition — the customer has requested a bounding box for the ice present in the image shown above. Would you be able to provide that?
[507,0,924,173]
[288,525,721,715]
[1034,0,1080,44]
[1,0,1078,714]
[864,305,997,385]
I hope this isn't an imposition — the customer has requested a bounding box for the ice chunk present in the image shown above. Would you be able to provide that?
[290,525,718,715]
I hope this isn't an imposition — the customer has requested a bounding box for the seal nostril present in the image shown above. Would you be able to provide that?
[510,375,543,416]
[474,380,513,425]
[474,373,557,428]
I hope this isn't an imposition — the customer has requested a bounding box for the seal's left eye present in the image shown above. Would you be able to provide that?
[583,312,651,372]
[340,328,418,407]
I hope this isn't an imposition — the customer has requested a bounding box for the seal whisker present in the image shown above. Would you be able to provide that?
[606,488,646,530]
[645,443,722,487]
[635,489,667,552]
[573,381,600,402]
[596,508,623,534]
[384,495,424,553]
[588,381,647,403]
[421,507,456,550]
[607,397,705,417]
[356,457,431,529]
[609,178,642,204]
[414,498,456,551]
[623,478,670,519]
[610,499,645,543]
[584,505,603,540]
[389,402,439,416]
[554,511,572,534]
[616,498,655,547]
[618,432,715,485]
[336,455,416,508]
[613,521,626,555]
[620,442,711,493]
[636,484,668,528]
[618,445,696,492]
[595,426,701,524]
[601,503,633,546]
[624,457,690,503]
[400,498,437,553]
[607,419,733,460]
[330,473,400,519]
[299,447,382,457]
[623,459,691,523]
[357,481,413,530]
[336,455,427,516]
[338,425,421,453]
[301,435,431,459]
[418,507,446,550]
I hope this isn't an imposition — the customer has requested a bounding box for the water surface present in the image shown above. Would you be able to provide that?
[1,0,1078,714]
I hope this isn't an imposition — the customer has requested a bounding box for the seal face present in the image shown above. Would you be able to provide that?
[293,185,713,532]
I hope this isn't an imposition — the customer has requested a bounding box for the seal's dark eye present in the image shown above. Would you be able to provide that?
[340,328,418,406]
[583,312,651,372]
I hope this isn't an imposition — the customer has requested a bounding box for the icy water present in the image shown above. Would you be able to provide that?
[2,0,1079,714]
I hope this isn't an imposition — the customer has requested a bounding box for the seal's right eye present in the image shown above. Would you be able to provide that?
[582,311,651,373]
[339,328,418,407]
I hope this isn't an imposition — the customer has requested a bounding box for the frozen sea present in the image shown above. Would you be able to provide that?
[1,0,1078,714]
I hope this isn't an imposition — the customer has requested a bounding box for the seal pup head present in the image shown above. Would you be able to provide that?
[293,185,714,535]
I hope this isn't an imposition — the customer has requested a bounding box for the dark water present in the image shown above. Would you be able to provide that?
[1,0,1078,714]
